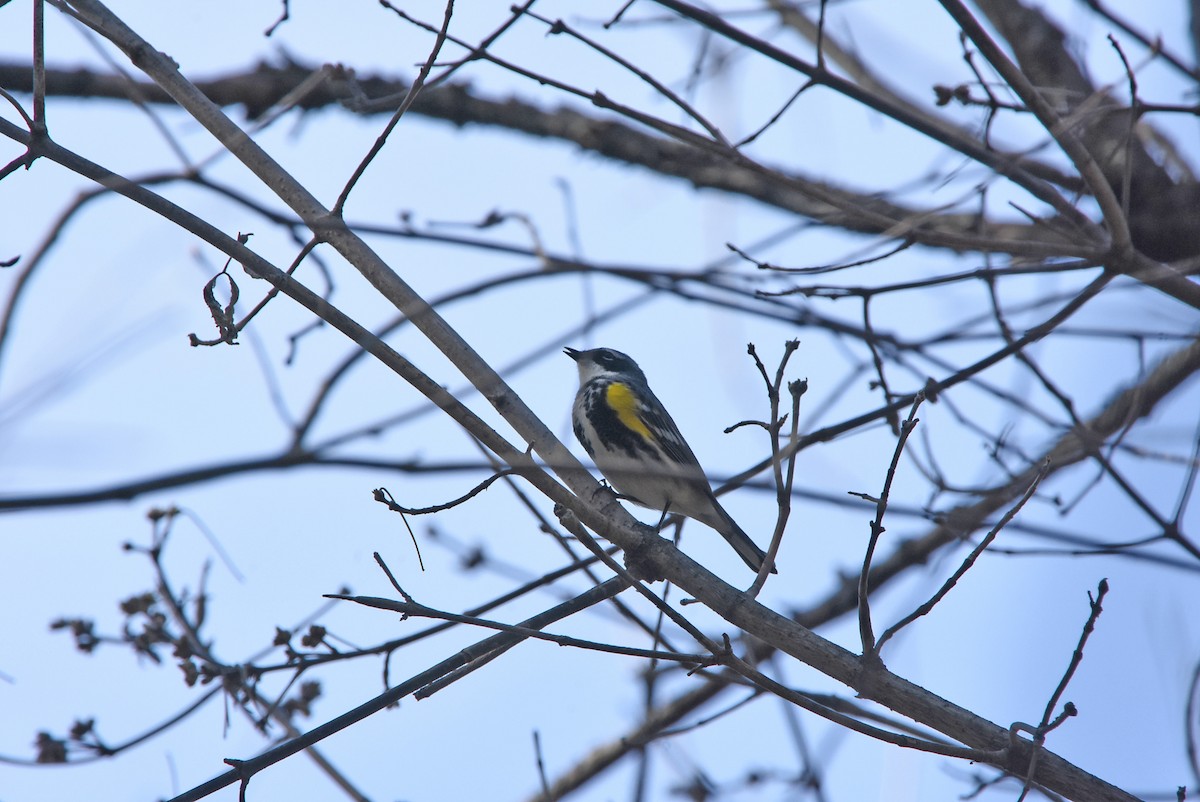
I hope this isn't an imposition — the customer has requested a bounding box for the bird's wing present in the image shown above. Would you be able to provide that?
[636,390,709,482]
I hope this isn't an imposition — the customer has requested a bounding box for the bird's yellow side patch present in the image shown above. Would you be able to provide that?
[605,382,653,441]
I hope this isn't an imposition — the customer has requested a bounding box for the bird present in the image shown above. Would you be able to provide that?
[565,346,773,573]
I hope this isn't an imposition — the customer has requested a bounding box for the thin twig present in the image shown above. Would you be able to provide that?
[854,394,923,655]
[1017,578,1111,800]
[874,459,1050,654]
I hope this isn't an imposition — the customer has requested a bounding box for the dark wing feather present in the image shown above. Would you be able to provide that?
[635,389,708,481]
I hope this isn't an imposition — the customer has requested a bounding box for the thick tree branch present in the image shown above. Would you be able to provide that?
[0,60,1094,256]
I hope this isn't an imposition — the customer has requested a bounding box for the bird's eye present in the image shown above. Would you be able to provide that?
[599,351,615,364]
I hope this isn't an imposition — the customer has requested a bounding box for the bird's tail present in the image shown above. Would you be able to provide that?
[709,501,776,574]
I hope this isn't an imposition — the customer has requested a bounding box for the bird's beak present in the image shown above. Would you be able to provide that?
[564,347,581,361]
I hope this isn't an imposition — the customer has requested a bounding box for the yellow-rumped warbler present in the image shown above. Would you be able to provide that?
[565,347,773,573]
